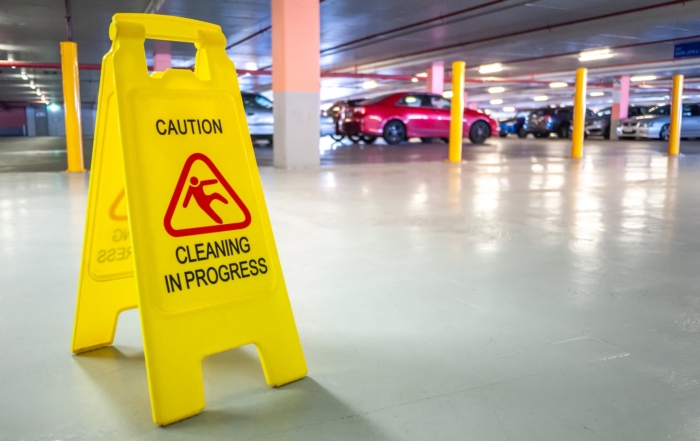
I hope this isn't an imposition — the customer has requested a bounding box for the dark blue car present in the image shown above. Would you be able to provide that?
[498,115,527,138]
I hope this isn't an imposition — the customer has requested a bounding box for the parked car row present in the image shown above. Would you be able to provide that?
[243,91,689,146]
[499,105,650,140]
[499,106,591,139]
[243,91,500,147]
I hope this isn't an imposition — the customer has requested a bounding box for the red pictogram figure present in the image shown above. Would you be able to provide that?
[183,177,228,224]
[164,153,251,237]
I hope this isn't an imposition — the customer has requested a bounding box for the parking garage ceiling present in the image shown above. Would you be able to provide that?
[2,0,700,109]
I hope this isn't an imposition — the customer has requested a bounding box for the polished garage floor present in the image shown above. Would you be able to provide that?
[2,137,700,439]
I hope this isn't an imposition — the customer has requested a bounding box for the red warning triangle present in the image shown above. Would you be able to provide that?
[164,153,252,237]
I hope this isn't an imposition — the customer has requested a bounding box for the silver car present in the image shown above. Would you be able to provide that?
[617,104,700,140]
[242,92,337,142]
[242,92,274,138]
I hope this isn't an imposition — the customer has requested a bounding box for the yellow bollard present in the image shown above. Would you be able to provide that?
[448,61,465,163]
[668,74,684,156]
[60,41,85,172]
[571,67,587,159]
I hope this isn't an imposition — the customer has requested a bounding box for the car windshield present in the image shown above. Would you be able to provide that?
[534,108,555,116]
[242,93,273,110]
[361,94,395,105]
[647,105,670,115]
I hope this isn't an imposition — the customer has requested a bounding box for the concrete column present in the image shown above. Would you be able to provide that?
[25,106,36,137]
[610,75,629,140]
[153,40,172,71]
[272,0,320,168]
[426,61,444,95]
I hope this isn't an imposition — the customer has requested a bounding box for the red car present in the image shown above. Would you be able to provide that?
[341,92,499,145]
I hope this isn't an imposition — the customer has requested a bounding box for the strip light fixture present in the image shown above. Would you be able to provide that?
[631,75,657,82]
[579,48,613,61]
[478,63,503,74]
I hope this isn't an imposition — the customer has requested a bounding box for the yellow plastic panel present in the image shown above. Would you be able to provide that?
[72,42,136,353]
[71,13,307,426]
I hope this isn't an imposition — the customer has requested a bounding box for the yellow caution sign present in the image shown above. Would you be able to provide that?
[71,14,307,426]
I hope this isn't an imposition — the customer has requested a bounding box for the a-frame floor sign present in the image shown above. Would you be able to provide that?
[71,14,307,426]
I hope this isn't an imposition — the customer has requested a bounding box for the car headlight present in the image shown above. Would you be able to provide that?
[639,121,654,128]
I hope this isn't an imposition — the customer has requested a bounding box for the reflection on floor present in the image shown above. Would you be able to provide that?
[2,136,700,439]
[6,134,699,171]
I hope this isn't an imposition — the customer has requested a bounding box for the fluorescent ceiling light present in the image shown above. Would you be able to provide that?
[415,72,428,78]
[590,91,604,97]
[244,61,258,71]
[579,48,613,61]
[35,89,40,96]
[362,80,377,89]
[411,77,418,83]
[29,81,36,89]
[549,82,567,88]
[490,98,503,105]
[533,95,548,101]
[478,63,503,74]
[631,75,657,82]
[488,86,505,94]
[503,106,515,112]
[443,91,453,98]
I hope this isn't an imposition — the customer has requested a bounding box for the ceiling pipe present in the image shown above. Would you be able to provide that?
[468,33,700,74]
[321,0,510,55]
[63,0,73,41]
[0,62,556,85]
[329,0,697,72]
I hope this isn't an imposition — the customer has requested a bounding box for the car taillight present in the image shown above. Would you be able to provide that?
[355,106,365,115]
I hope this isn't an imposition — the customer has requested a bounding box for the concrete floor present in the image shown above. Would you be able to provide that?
[2,136,700,439]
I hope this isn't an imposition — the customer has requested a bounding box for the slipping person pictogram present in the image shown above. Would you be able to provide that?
[164,153,252,237]
[183,177,228,224]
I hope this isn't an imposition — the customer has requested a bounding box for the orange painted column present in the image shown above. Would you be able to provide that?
[153,40,171,71]
[610,75,629,140]
[426,61,444,95]
[272,0,320,168]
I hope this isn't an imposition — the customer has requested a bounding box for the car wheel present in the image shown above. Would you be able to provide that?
[603,127,610,140]
[348,134,362,143]
[362,135,377,144]
[330,133,344,142]
[469,120,491,144]
[660,124,670,141]
[383,120,406,145]
[499,132,508,138]
[517,128,527,138]
[557,124,570,139]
